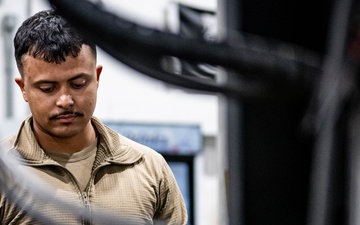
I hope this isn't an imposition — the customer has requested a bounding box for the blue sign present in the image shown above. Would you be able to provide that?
[105,122,202,155]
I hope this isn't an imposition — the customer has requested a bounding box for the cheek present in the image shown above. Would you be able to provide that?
[26,91,54,112]
[86,85,98,103]
[28,97,52,112]
[87,95,97,109]
[76,90,97,110]
[28,102,47,119]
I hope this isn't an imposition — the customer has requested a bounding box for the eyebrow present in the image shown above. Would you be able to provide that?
[31,73,90,86]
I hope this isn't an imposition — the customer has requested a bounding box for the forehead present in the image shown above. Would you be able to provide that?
[21,45,96,82]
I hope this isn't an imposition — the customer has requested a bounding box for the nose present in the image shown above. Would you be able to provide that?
[56,94,74,108]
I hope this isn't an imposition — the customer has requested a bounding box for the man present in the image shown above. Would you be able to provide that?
[0,9,188,225]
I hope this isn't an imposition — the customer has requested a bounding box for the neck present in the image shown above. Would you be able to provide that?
[33,121,97,154]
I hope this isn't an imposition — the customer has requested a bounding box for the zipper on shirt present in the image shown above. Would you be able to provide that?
[59,167,91,225]
[81,161,113,224]
[82,191,91,225]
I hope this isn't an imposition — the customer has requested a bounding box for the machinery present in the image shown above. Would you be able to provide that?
[3,0,360,224]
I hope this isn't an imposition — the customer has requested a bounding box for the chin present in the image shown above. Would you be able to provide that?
[51,127,81,139]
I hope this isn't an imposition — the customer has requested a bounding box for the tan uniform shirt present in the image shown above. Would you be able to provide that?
[0,116,188,225]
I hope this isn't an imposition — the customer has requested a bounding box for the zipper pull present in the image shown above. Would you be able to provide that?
[82,192,90,206]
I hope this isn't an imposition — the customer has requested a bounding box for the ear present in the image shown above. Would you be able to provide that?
[96,65,103,84]
[15,77,28,102]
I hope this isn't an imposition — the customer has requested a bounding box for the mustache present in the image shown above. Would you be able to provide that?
[50,111,84,120]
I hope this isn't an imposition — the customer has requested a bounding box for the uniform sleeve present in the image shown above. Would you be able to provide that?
[0,187,4,223]
[154,158,188,225]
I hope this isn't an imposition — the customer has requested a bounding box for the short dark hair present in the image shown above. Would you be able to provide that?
[14,9,97,75]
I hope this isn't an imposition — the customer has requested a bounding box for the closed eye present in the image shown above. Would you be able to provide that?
[39,85,56,93]
[71,79,87,89]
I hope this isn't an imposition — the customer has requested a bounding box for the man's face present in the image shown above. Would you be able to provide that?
[16,45,102,139]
